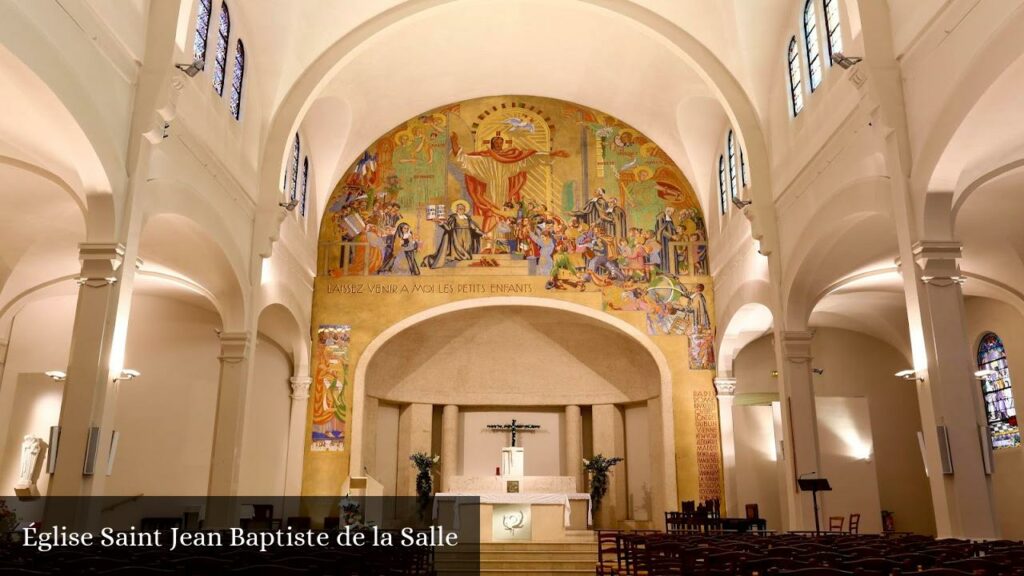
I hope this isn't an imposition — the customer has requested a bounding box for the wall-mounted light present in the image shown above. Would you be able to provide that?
[44,371,67,382]
[174,58,205,77]
[812,368,825,375]
[732,197,752,210]
[895,369,923,381]
[832,52,863,69]
[113,369,141,383]
[771,370,779,378]
[974,369,997,379]
[920,275,966,286]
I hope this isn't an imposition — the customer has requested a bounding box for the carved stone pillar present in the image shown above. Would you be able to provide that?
[440,405,459,491]
[284,376,311,496]
[564,405,583,492]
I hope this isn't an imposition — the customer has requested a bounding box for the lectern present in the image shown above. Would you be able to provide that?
[797,477,832,534]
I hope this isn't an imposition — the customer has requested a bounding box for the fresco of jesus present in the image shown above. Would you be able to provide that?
[450,131,569,232]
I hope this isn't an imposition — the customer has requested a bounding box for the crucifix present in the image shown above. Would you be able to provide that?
[486,418,541,447]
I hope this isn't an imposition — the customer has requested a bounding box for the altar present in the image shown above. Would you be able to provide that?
[433,492,592,542]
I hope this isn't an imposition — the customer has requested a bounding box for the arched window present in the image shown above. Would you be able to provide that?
[787,37,805,116]
[212,2,230,96]
[718,155,727,215]
[823,0,843,62]
[300,157,310,217]
[727,130,738,200]
[977,333,1020,450]
[803,0,823,92]
[740,147,749,187]
[229,40,244,120]
[192,0,212,64]
[289,134,301,201]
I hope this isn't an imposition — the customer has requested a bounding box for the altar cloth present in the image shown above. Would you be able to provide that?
[433,492,592,528]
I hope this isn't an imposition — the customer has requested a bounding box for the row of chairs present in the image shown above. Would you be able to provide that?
[596,530,1024,576]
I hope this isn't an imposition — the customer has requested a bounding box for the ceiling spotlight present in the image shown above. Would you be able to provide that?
[974,369,997,379]
[114,369,141,382]
[175,58,205,77]
[832,52,863,69]
[771,370,779,378]
[732,197,752,210]
[279,199,299,211]
[895,369,923,381]
[45,371,67,382]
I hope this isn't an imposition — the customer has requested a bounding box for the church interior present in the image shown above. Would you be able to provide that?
[2,0,1024,573]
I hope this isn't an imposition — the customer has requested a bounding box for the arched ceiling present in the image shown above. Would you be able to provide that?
[365,305,662,405]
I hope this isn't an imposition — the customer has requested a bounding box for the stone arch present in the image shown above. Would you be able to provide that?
[349,296,677,517]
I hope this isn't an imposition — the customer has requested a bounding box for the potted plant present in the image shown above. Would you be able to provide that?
[0,498,18,547]
[584,454,623,514]
[410,452,439,520]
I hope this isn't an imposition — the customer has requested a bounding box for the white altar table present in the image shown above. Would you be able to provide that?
[447,475,577,494]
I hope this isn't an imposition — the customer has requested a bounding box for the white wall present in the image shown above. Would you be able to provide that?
[458,409,562,477]
[817,396,882,533]
[732,403,782,530]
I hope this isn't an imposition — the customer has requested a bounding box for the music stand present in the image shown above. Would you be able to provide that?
[797,478,832,534]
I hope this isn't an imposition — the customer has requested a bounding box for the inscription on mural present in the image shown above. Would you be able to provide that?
[326,281,535,295]
[693,390,723,502]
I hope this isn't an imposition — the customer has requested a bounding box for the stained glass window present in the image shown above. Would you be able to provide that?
[977,332,1020,450]
[803,0,823,91]
[788,37,805,116]
[193,0,212,65]
[229,40,244,120]
[212,2,230,96]
[824,0,843,63]
[718,155,727,215]
[727,130,738,200]
[290,134,301,201]
[300,157,310,217]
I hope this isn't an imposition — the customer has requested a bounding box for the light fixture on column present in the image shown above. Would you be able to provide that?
[974,369,997,379]
[113,369,141,383]
[919,275,966,286]
[895,369,923,381]
[44,371,67,382]
[832,52,863,69]
[812,368,825,375]
[174,58,205,77]
[731,197,752,210]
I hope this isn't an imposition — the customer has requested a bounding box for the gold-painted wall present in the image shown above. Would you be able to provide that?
[305,96,722,509]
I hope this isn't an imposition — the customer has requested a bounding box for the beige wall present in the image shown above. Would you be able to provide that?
[459,409,562,477]
[816,397,882,533]
[624,403,652,521]
[964,297,1024,540]
[732,403,782,530]
[733,328,935,535]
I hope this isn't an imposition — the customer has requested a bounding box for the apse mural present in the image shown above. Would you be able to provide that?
[311,324,350,451]
[317,96,715,369]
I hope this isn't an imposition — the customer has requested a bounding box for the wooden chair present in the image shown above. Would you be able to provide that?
[746,504,761,520]
[848,513,861,535]
[596,530,622,575]
[828,516,845,532]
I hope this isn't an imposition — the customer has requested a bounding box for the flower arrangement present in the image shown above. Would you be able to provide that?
[583,454,624,512]
[339,495,365,527]
[410,453,440,519]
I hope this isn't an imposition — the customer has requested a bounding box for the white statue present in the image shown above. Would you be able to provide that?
[15,435,41,490]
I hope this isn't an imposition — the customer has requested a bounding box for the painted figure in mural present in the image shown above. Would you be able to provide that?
[654,207,680,274]
[421,200,485,268]
[378,222,421,276]
[311,326,348,450]
[681,283,711,331]
[530,227,556,277]
[573,188,627,239]
[449,131,569,232]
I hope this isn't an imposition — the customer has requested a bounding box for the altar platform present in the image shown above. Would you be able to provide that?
[434,489,592,542]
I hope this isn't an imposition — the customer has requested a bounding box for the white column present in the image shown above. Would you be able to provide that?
[592,404,627,527]
[775,331,822,532]
[564,405,583,491]
[714,378,738,517]
[205,332,254,528]
[284,376,311,496]
[440,405,459,491]
[897,241,998,538]
[396,403,433,497]
[44,243,138,529]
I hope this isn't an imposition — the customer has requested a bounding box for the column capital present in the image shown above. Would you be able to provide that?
[76,243,126,287]
[780,331,814,362]
[218,332,252,362]
[713,378,737,397]
[912,241,966,286]
[289,376,312,400]
[912,241,963,264]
